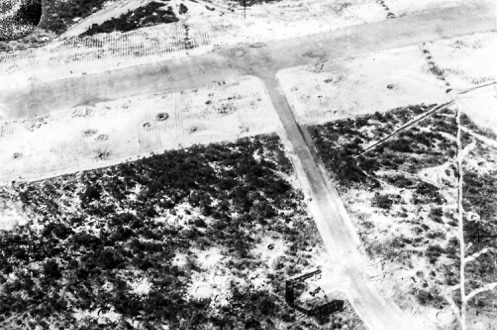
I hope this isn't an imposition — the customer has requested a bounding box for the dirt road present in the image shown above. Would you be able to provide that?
[260,71,419,329]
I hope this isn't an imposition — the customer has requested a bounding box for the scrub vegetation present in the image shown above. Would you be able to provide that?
[309,105,497,324]
[0,134,362,329]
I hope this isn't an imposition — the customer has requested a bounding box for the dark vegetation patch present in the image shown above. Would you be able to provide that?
[462,168,497,308]
[229,0,286,7]
[309,104,456,193]
[371,193,398,210]
[81,2,179,37]
[14,0,43,26]
[39,0,110,35]
[0,134,355,329]
[310,104,497,313]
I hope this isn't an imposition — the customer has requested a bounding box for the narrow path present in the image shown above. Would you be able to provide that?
[259,72,424,329]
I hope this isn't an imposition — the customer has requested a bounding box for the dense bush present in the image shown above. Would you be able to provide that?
[310,104,456,189]
[39,0,110,34]
[371,194,395,210]
[81,2,179,37]
[426,244,445,264]
[0,134,325,329]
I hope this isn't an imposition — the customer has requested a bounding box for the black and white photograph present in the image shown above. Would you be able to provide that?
[0,0,496,329]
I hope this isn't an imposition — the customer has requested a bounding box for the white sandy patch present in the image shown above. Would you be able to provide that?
[457,86,497,136]
[0,207,27,231]
[73,308,121,324]
[417,162,457,188]
[384,0,469,17]
[186,270,234,308]
[171,252,188,268]
[127,184,142,202]
[130,278,152,296]
[193,247,224,270]
[247,269,268,290]
[102,281,114,292]
[164,202,197,228]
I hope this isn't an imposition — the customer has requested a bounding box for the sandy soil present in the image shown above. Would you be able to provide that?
[385,0,477,17]
[0,76,279,184]
[277,44,451,124]
[1,0,492,89]
[1,3,493,120]
[427,31,497,141]
[0,0,387,88]
[425,32,497,91]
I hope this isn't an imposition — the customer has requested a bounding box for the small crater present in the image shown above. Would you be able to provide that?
[12,152,22,159]
[303,50,326,59]
[267,244,274,250]
[233,48,245,57]
[143,122,151,129]
[96,149,111,160]
[72,107,94,118]
[387,84,397,90]
[156,112,169,121]
[83,129,98,137]
[95,134,108,142]
[249,42,266,48]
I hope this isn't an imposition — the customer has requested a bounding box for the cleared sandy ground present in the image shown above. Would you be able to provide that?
[277,45,451,124]
[385,0,473,16]
[0,1,494,119]
[277,31,496,125]
[425,32,497,91]
[1,0,491,89]
[0,76,279,184]
[0,0,388,88]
